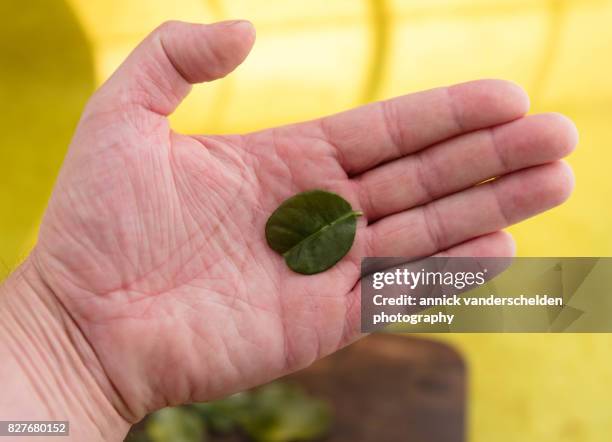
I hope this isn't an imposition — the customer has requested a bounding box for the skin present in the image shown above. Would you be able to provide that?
[0,20,578,440]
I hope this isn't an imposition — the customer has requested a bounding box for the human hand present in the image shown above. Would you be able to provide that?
[0,20,577,440]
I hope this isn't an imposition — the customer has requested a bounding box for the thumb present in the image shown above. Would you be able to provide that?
[89,20,255,117]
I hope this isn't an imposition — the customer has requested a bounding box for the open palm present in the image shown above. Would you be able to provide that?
[32,20,577,422]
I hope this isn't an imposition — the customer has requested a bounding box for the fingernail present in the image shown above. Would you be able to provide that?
[215,19,254,30]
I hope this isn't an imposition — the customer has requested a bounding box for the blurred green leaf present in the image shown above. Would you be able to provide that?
[139,383,331,442]
[124,429,149,442]
[146,407,206,442]
[240,383,332,442]
[193,392,251,434]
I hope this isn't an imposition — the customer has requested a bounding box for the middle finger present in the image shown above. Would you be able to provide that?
[354,113,577,222]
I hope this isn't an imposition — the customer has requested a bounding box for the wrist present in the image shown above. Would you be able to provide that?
[0,256,129,441]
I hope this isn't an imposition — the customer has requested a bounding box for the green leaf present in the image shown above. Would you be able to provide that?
[146,407,206,442]
[239,383,332,442]
[265,190,362,274]
[193,392,251,434]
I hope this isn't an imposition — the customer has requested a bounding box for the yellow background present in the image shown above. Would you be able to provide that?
[1,0,611,440]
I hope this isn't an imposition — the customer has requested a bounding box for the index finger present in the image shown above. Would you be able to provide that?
[318,79,530,175]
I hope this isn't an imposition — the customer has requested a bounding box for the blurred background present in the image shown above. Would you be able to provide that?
[2,0,612,440]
